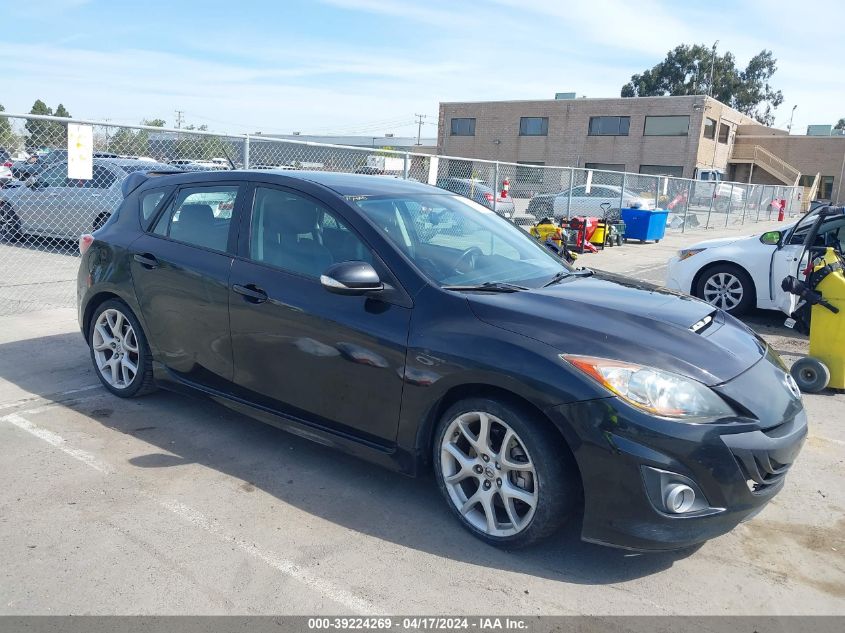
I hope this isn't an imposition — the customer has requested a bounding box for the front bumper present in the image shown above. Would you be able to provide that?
[546,357,807,551]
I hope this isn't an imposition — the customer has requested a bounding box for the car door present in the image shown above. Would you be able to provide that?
[12,163,69,235]
[228,183,411,445]
[130,181,245,391]
[770,215,845,314]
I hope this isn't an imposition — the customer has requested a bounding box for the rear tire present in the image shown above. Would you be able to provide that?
[433,397,579,548]
[88,299,157,398]
[695,264,755,316]
[0,204,21,242]
[791,357,830,393]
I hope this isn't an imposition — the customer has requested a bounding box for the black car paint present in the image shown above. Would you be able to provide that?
[78,170,806,551]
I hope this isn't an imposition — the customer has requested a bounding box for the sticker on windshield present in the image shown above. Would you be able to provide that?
[345,195,369,202]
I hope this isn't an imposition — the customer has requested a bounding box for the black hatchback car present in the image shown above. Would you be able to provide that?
[77,170,807,550]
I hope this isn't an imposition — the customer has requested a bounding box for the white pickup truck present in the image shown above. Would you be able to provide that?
[690,169,745,212]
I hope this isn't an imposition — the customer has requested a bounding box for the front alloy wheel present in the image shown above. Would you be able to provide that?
[702,271,744,311]
[434,398,578,548]
[440,411,539,537]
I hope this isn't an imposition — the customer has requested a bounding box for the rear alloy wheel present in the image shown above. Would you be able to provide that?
[0,204,21,242]
[434,398,577,548]
[89,300,156,397]
[696,264,754,316]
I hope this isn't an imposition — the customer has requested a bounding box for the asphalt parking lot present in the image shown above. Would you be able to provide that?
[0,220,843,615]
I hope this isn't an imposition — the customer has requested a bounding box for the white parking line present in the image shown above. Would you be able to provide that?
[0,412,113,474]
[0,384,101,411]
[0,410,378,614]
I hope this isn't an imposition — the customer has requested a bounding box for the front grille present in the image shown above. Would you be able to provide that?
[731,448,792,493]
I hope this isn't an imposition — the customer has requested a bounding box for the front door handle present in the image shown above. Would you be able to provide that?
[233,283,268,304]
[133,253,159,269]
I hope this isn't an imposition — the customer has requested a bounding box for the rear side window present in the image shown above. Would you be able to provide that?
[153,185,239,252]
[140,189,170,227]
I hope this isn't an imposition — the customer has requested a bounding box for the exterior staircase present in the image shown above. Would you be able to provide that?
[729,144,801,186]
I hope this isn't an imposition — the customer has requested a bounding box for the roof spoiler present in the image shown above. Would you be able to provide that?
[121,170,183,198]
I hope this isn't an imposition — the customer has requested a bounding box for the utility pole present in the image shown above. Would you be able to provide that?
[787,105,798,134]
[708,41,719,97]
[414,114,427,146]
[174,110,184,129]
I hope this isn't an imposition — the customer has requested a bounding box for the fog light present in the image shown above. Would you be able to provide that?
[664,483,696,514]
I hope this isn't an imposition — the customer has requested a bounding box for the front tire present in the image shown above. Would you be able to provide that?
[695,264,755,316]
[88,299,156,397]
[433,397,578,548]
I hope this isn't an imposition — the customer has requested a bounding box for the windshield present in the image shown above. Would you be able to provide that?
[351,194,570,287]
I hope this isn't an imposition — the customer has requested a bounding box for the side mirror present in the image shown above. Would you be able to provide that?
[760,230,781,246]
[320,261,383,296]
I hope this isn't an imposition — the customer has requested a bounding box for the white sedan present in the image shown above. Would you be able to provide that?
[665,206,845,316]
[526,185,655,218]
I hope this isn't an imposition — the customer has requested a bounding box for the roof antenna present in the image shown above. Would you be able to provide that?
[220,143,236,170]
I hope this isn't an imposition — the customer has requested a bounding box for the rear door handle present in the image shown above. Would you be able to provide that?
[133,253,159,269]
[233,283,268,304]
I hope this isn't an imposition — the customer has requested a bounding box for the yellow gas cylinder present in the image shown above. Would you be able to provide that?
[809,248,845,389]
[530,222,562,246]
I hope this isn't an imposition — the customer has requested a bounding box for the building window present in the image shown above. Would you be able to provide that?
[515,162,544,186]
[819,176,834,200]
[703,118,717,140]
[639,165,684,177]
[718,122,731,143]
[450,118,476,136]
[585,162,625,172]
[588,116,630,136]
[519,117,549,136]
[644,115,689,136]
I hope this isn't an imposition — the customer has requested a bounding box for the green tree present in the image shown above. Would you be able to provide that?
[25,99,54,149]
[621,45,784,125]
[142,118,165,127]
[835,118,845,131]
[53,103,72,146]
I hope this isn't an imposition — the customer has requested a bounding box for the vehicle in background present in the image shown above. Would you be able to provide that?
[0,158,176,241]
[666,205,845,315]
[689,169,745,211]
[527,185,656,218]
[76,169,806,551]
[0,165,12,187]
[168,159,228,171]
[436,177,517,218]
[11,149,69,180]
[252,164,297,171]
[0,147,9,166]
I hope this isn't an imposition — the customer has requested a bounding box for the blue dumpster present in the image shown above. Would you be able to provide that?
[620,208,669,243]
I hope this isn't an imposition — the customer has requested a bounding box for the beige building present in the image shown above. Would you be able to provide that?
[437,95,845,204]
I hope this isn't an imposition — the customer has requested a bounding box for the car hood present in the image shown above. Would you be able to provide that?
[467,270,765,386]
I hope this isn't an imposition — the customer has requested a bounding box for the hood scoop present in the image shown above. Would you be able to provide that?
[690,312,716,335]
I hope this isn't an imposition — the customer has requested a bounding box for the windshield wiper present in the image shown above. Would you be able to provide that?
[442,281,529,292]
[543,268,593,287]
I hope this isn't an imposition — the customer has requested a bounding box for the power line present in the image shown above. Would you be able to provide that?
[414,114,427,146]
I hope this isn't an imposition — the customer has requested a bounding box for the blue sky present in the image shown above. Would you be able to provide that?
[3,0,843,136]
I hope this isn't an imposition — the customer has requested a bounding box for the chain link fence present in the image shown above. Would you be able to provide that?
[0,113,803,315]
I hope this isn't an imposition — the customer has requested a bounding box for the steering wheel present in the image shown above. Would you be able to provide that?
[454,246,484,274]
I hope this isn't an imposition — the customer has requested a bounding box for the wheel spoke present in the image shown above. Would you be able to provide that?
[109,357,120,384]
[502,495,521,528]
[476,412,492,453]
[501,480,536,508]
[123,333,139,353]
[460,490,482,515]
[479,492,497,533]
[443,442,474,484]
[121,357,138,382]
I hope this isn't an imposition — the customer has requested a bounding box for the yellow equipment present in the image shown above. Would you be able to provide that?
[805,248,845,389]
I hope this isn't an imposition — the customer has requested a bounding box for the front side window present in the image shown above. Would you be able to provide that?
[39,164,69,187]
[519,117,549,136]
[588,116,630,136]
[249,187,372,278]
[644,115,689,136]
[351,194,567,288]
[450,118,476,136]
[153,185,238,252]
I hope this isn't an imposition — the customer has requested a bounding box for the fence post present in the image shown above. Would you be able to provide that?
[492,161,499,215]
[704,189,716,230]
[403,152,410,180]
[618,174,626,212]
[567,167,575,219]
[725,183,735,227]
[680,181,691,234]
[243,135,250,169]
[655,176,661,209]
[740,184,750,226]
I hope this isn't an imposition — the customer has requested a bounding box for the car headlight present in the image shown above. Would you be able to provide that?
[562,355,736,419]
[677,248,706,261]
